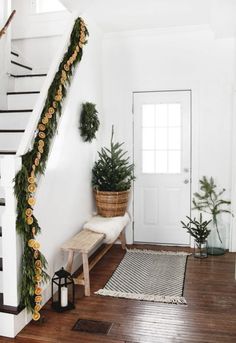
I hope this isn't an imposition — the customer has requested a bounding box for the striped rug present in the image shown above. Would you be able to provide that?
[95,249,190,304]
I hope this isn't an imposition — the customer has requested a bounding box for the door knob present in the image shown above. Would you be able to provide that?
[184,179,189,184]
[184,168,189,172]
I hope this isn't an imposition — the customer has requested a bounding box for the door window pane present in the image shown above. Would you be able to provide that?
[168,103,181,126]
[142,151,155,173]
[168,127,181,150]
[141,102,182,174]
[156,104,168,127]
[142,128,155,150]
[156,128,168,150]
[142,104,155,127]
[156,151,168,173]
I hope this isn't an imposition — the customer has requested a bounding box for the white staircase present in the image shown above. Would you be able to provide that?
[0,50,46,337]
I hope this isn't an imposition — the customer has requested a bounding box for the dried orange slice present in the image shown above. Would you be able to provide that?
[35,295,42,303]
[35,267,42,275]
[28,239,35,248]
[33,241,40,250]
[35,286,42,296]
[35,260,42,268]
[32,311,40,321]
[38,131,46,139]
[35,275,42,283]
[25,208,33,217]
[38,147,44,154]
[28,197,36,206]
[64,64,70,71]
[48,107,55,115]
[42,117,48,125]
[38,124,45,131]
[34,304,41,312]
[28,184,36,193]
[26,216,33,225]
[28,177,35,184]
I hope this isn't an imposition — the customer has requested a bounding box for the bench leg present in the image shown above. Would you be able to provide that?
[66,250,74,273]
[119,228,126,249]
[82,252,90,296]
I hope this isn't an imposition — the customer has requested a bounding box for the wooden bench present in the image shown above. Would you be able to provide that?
[61,228,126,296]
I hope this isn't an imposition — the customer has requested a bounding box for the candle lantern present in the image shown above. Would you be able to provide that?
[51,267,75,312]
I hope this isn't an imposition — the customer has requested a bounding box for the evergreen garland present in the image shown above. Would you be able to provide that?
[92,126,135,191]
[79,102,100,142]
[14,17,89,320]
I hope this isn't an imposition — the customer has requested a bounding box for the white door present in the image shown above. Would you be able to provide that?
[133,91,191,245]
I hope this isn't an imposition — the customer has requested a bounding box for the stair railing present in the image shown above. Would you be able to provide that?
[0,10,16,39]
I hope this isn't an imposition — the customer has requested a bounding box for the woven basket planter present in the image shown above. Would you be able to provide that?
[94,190,130,217]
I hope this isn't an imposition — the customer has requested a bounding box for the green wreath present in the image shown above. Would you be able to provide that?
[79,102,100,142]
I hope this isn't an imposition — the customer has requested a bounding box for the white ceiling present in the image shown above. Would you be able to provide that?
[87,0,210,32]
[61,0,236,36]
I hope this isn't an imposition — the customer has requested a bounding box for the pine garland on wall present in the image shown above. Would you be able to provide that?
[14,17,89,320]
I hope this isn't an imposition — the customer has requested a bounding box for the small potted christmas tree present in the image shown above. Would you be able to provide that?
[92,126,135,217]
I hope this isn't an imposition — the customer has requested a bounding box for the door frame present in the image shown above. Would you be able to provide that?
[132,89,193,246]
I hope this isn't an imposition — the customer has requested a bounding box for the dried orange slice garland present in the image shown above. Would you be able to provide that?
[14,18,88,320]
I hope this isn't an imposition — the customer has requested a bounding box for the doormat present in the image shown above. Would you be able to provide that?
[95,249,190,304]
[72,319,113,335]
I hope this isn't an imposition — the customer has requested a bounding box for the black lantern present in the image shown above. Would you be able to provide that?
[51,267,75,312]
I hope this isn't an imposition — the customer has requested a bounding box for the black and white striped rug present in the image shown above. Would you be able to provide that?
[95,249,190,304]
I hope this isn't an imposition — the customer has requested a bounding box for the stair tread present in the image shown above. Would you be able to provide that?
[0,198,5,205]
[7,91,40,95]
[0,129,25,133]
[11,51,19,57]
[0,293,24,315]
[0,109,33,113]
[11,60,32,71]
[10,73,46,78]
[0,151,16,155]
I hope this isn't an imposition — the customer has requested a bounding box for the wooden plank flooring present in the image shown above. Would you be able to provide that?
[1,244,236,343]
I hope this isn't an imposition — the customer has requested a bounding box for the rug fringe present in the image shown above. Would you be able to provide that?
[126,248,191,256]
[95,289,187,304]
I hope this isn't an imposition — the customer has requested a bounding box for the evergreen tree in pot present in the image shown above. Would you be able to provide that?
[92,126,135,217]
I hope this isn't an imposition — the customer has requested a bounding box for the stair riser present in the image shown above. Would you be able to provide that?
[10,62,32,76]
[14,76,46,92]
[10,53,32,70]
[0,133,23,151]
[0,112,31,130]
[0,187,4,199]
[0,272,2,293]
[7,93,38,110]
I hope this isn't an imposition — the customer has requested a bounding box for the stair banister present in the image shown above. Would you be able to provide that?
[17,12,78,156]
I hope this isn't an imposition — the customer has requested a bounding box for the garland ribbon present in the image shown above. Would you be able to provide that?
[14,17,89,320]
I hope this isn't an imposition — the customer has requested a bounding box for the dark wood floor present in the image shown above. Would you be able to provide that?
[1,244,236,343]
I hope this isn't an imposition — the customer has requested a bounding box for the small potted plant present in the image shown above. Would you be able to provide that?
[193,176,233,255]
[181,214,211,258]
[92,126,135,217]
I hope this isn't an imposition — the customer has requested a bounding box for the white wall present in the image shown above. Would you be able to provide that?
[102,26,236,246]
[33,19,103,290]
[11,0,70,72]
[0,0,11,108]
[11,0,70,39]
[12,36,63,73]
